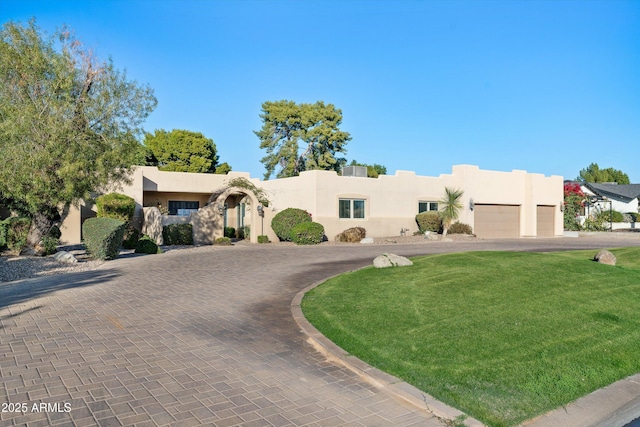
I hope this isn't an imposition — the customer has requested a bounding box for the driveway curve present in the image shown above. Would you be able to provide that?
[2,236,640,427]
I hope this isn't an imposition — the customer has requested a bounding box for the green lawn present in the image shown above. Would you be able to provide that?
[301,248,640,427]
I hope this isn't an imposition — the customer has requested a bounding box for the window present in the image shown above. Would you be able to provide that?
[168,201,199,216]
[339,199,365,219]
[418,201,439,213]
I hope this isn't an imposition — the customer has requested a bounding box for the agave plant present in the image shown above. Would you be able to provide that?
[440,187,464,237]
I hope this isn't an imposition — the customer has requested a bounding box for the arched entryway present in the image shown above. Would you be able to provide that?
[208,187,262,244]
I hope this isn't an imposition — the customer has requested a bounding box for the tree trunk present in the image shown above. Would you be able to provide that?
[24,212,54,255]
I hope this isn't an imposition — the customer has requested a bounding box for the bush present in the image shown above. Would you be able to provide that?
[448,222,473,235]
[215,237,232,246]
[82,217,125,260]
[271,208,312,242]
[416,212,442,233]
[597,210,625,223]
[335,226,366,243]
[135,235,162,254]
[291,222,324,245]
[41,236,58,255]
[162,224,194,245]
[1,217,31,254]
[257,235,270,244]
[238,226,250,240]
[96,193,136,222]
[224,226,236,238]
[122,226,141,249]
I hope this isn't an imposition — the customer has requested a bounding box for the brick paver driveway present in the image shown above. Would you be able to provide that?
[2,236,640,427]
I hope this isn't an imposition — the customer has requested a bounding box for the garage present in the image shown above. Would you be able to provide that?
[474,204,520,238]
[536,205,555,237]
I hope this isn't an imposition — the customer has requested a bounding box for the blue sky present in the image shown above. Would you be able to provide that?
[2,0,639,181]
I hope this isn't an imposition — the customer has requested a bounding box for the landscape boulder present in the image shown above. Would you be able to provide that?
[594,250,616,266]
[53,251,78,264]
[373,253,413,268]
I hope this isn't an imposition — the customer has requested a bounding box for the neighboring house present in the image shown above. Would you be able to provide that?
[580,182,640,217]
[59,164,564,244]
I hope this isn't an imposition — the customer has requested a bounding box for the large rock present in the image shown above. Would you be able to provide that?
[53,251,78,264]
[594,250,616,266]
[373,253,413,268]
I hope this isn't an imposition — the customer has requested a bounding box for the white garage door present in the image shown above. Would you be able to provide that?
[474,204,520,238]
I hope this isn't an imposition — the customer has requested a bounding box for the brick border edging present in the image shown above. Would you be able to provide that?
[290,273,485,427]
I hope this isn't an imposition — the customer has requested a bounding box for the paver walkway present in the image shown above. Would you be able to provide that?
[2,236,640,427]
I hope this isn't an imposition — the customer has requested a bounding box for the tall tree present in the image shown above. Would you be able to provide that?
[577,163,630,184]
[143,129,225,173]
[0,20,157,251]
[349,160,387,178]
[255,100,351,179]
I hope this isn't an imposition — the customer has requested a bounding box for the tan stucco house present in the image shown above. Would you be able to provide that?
[59,164,564,244]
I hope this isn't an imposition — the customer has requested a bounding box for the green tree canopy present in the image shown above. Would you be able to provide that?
[255,100,351,179]
[0,19,156,250]
[577,163,630,184]
[143,129,226,173]
[349,160,387,178]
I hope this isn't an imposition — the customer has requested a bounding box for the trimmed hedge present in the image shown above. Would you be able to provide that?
[597,210,625,223]
[135,235,162,254]
[162,224,194,245]
[257,235,270,244]
[82,217,125,260]
[215,237,232,246]
[291,222,324,245]
[448,222,473,235]
[416,212,442,233]
[271,208,312,242]
[122,226,141,249]
[0,217,31,254]
[96,193,136,222]
[224,227,236,238]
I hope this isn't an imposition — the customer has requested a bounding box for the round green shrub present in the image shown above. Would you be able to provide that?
[597,210,625,223]
[215,237,232,246]
[135,235,162,254]
[271,208,312,242]
[96,193,136,222]
[291,222,324,245]
[41,236,59,255]
[448,222,473,235]
[122,226,141,249]
[162,223,193,245]
[257,235,270,244]
[224,226,236,238]
[415,212,442,233]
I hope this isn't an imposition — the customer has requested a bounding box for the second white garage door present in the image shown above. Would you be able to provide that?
[474,204,520,238]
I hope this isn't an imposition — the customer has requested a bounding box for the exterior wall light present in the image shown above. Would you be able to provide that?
[469,198,474,211]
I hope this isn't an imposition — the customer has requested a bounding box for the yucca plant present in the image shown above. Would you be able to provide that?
[439,187,464,237]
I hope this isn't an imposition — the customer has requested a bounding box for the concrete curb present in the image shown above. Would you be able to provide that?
[291,275,485,427]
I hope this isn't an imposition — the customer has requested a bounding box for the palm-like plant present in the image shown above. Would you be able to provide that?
[440,187,464,237]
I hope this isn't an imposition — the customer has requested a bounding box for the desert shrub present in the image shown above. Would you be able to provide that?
[448,222,473,235]
[597,210,624,223]
[96,193,136,222]
[238,226,250,240]
[41,236,58,255]
[583,217,608,231]
[291,222,324,245]
[257,235,270,244]
[122,226,141,249]
[82,217,125,260]
[215,237,232,246]
[1,217,31,254]
[135,235,162,254]
[271,208,312,242]
[335,226,366,243]
[162,223,194,245]
[415,212,442,233]
[224,226,236,238]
